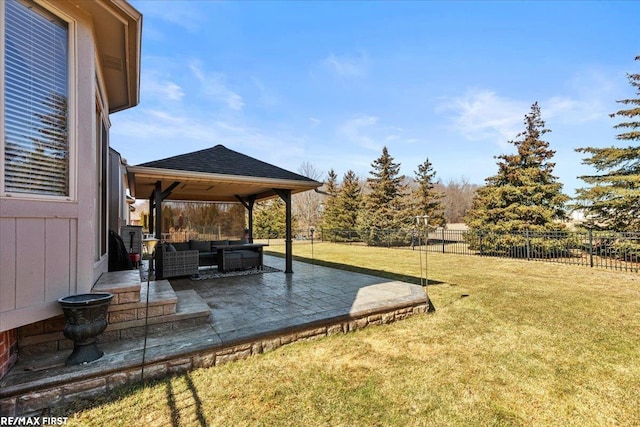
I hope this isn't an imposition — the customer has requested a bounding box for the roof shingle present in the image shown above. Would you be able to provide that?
[137,144,317,183]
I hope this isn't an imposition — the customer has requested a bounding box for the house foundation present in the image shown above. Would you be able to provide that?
[0,329,18,381]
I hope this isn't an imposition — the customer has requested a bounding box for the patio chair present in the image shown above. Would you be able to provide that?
[155,244,199,279]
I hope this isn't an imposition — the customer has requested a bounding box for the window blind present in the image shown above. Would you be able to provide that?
[4,0,69,196]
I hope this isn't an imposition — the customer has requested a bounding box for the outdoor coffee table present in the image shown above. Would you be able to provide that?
[212,243,268,272]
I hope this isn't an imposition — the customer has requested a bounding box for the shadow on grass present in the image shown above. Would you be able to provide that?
[53,374,208,424]
[265,251,444,287]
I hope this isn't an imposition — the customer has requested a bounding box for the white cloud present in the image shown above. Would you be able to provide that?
[110,107,305,169]
[544,69,618,124]
[545,96,602,123]
[309,117,322,127]
[324,52,368,77]
[189,63,245,111]
[438,69,620,147]
[339,115,380,150]
[437,89,526,144]
[141,71,184,102]
[134,1,205,33]
[337,116,416,153]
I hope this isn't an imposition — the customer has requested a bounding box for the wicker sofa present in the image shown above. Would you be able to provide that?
[155,244,199,279]
[165,239,262,273]
[170,240,227,267]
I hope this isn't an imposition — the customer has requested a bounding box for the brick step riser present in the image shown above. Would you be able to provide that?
[18,289,210,357]
[19,315,211,357]
[18,298,178,350]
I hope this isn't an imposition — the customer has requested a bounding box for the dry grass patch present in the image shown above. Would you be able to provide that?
[59,242,640,426]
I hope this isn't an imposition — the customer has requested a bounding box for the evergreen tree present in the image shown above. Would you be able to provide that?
[358,147,412,245]
[320,169,341,231]
[465,102,568,234]
[574,56,640,231]
[253,199,293,239]
[334,170,362,229]
[412,158,446,228]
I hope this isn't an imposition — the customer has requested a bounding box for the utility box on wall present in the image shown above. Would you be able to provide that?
[120,225,143,255]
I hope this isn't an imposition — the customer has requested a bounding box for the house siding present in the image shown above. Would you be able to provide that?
[0,2,103,333]
[1,0,140,380]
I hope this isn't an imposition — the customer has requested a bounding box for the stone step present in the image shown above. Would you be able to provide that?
[107,280,178,324]
[18,280,175,353]
[92,269,142,306]
[100,290,212,342]
[17,285,210,356]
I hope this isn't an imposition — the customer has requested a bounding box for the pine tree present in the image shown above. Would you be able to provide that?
[320,169,341,231]
[334,170,362,229]
[412,158,446,228]
[358,147,413,245]
[574,56,640,231]
[465,102,568,234]
[253,199,292,239]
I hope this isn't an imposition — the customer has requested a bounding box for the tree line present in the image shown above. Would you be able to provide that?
[251,155,481,238]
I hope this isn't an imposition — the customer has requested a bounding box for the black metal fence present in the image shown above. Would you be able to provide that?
[319,228,640,273]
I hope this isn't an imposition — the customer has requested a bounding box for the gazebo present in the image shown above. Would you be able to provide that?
[127,145,322,273]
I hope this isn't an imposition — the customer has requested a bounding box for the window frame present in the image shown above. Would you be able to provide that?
[0,0,77,201]
[95,92,109,260]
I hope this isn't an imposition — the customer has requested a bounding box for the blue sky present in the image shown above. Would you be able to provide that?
[110,0,640,196]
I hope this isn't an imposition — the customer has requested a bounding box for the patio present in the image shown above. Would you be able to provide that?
[0,255,430,416]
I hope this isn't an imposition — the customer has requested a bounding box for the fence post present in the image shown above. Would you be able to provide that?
[442,228,445,253]
[526,229,531,260]
[589,229,594,268]
[479,230,484,256]
[387,229,391,248]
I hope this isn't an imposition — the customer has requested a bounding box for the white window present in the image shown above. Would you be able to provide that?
[2,0,70,197]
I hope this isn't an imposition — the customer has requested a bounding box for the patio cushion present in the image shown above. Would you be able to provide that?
[199,252,217,266]
[166,244,177,253]
[189,240,211,252]
[172,242,190,251]
[210,239,229,247]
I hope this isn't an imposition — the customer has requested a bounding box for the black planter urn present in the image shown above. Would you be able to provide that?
[58,293,113,365]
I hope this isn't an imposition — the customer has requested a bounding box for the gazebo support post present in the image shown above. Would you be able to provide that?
[275,189,293,274]
[154,182,163,241]
[150,180,181,241]
[150,181,181,280]
[235,195,256,242]
[148,190,155,239]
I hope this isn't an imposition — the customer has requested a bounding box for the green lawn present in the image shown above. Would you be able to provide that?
[59,242,640,426]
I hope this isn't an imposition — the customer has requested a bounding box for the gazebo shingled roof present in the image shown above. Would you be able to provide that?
[126,144,322,274]
[128,144,321,202]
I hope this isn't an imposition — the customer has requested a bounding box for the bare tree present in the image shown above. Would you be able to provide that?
[292,161,324,233]
[440,177,479,224]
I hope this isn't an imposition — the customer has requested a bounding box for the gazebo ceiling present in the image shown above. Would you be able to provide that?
[127,145,321,202]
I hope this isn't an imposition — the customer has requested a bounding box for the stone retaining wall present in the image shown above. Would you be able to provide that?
[1,303,429,416]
